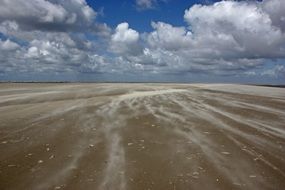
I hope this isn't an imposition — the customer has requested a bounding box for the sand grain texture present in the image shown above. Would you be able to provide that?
[0,83,285,190]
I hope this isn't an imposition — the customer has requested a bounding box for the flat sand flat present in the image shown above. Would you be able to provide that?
[0,83,284,190]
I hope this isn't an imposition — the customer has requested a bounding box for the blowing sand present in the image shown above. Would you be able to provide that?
[0,83,284,190]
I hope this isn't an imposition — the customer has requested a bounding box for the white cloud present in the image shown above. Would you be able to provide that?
[0,0,109,75]
[0,0,67,23]
[0,0,285,81]
[112,23,139,43]
[147,22,192,51]
[0,0,97,31]
[0,39,20,51]
[136,0,157,10]
[184,0,285,59]
[136,0,168,10]
[127,0,285,75]
[110,22,142,55]
[262,65,285,77]
[262,0,285,32]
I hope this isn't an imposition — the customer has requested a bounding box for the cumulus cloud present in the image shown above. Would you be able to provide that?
[0,39,20,51]
[0,29,107,74]
[0,0,97,32]
[0,0,285,81]
[262,0,285,32]
[129,0,285,75]
[110,22,142,55]
[0,0,113,75]
[147,22,192,51]
[184,0,285,59]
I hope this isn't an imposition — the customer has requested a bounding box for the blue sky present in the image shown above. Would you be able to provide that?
[89,0,216,32]
[0,0,284,83]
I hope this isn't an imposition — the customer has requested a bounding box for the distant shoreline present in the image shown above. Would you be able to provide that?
[253,84,285,88]
[0,81,284,88]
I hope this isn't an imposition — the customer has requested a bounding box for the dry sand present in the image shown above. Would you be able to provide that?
[0,83,284,190]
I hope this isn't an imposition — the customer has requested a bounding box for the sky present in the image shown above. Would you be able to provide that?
[0,0,284,84]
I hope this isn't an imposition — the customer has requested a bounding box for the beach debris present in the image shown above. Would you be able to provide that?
[49,155,55,159]
[193,171,199,175]
[38,160,43,164]
[127,143,133,146]
[25,153,33,157]
[221,151,230,155]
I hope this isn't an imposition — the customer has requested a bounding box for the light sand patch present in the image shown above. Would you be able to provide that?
[119,89,187,100]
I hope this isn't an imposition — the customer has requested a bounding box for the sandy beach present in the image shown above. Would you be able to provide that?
[0,83,284,190]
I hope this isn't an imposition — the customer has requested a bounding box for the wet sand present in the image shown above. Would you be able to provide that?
[0,83,284,190]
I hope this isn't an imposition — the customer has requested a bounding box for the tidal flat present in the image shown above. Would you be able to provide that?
[0,83,285,190]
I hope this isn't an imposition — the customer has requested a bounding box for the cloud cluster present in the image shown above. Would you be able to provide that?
[124,0,285,76]
[0,0,284,81]
[0,0,96,31]
[262,65,285,78]
[0,0,111,75]
[184,0,285,59]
